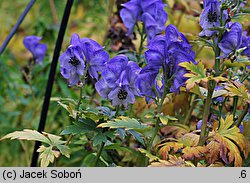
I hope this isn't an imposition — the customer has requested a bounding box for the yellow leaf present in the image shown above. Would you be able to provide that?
[207,114,248,166]
[225,81,250,103]
[182,146,208,159]
[138,148,160,162]
[158,142,184,159]
[149,155,192,167]
[178,133,200,147]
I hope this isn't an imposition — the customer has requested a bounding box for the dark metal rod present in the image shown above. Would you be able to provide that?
[0,0,36,55]
[31,0,74,167]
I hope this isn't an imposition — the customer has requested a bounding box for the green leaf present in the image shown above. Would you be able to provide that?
[138,148,160,162]
[61,118,98,135]
[1,129,51,144]
[56,145,70,158]
[97,116,150,133]
[81,109,107,121]
[104,143,135,153]
[92,133,107,147]
[128,130,145,146]
[159,115,178,125]
[43,132,65,146]
[81,153,107,167]
[57,101,77,118]
[60,125,86,135]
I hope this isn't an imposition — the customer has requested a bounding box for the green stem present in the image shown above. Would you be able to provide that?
[147,74,173,152]
[94,142,105,167]
[64,65,89,146]
[136,24,146,63]
[147,117,160,152]
[183,94,196,125]
[214,8,224,76]
[75,86,83,121]
[198,80,215,146]
[235,103,249,127]
[115,106,120,116]
[232,96,238,118]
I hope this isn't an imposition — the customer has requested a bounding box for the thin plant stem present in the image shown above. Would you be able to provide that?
[232,96,238,118]
[22,69,36,100]
[19,140,30,166]
[115,106,120,116]
[235,103,249,127]
[198,80,215,146]
[198,8,225,146]
[136,24,146,63]
[147,76,172,152]
[94,142,105,167]
[183,94,196,125]
[65,64,89,146]
[49,0,59,24]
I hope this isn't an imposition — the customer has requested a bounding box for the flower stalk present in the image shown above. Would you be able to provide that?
[198,80,215,146]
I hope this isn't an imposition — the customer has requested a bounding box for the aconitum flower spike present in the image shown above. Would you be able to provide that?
[23,36,47,65]
[136,24,196,102]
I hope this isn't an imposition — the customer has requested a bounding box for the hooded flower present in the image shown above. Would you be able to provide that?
[199,0,228,37]
[136,25,195,101]
[240,31,250,58]
[69,34,109,80]
[59,45,85,86]
[23,36,47,65]
[95,55,141,107]
[218,22,242,58]
[120,0,168,40]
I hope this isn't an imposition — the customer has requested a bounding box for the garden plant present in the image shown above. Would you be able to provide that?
[0,0,250,167]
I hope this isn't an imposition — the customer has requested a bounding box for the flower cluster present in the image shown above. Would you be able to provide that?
[120,0,168,40]
[59,34,109,86]
[136,24,196,102]
[95,55,140,107]
[23,36,47,65]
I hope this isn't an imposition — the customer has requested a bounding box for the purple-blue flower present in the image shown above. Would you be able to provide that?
[218,22,242,58]
[59,45,85,86]
[240,31,250,58]
[136,25,196,101]
[69,34,109,80]
[199,0,228,37]
[95,55,141,107]
[23,36,47,65]
[59,34,109,86]
[120,0,168,40]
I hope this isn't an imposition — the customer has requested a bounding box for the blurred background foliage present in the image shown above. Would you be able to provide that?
[0,0,249,166]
